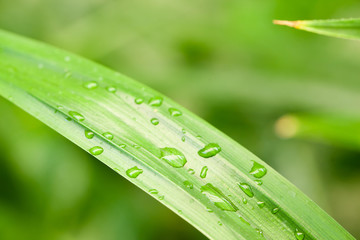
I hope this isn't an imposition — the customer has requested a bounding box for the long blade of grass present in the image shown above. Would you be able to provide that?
[274,18,360,40]
[0,29,354,239]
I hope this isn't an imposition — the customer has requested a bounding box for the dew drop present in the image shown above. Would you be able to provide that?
[148,96,163,107]
[200,166,208,179]
[126,166,143,178]
[238,183,254,197]
[149,189,158,194]
[158,195,165,200]
[295,229,305,240]
[84,81,98,89]
[181,136,186,142]
[182,128,186,134]
[242,198,248,204]
[85,129,94,139]
[69,111,85,121]
[106,86,117,93]
[272,207,279,214]
[119,144,126,148]
[198,143,221,158]
[254,180,263,185]
[89,146,103,155]
[160,147,187,168]
[102,132,114,140]
[256,228,263,236]
[218,221,223,226]
[150,118,159,125]
[206,207,213,212]
[135,98,144,104]
[187,168,195,175]
[257,201,265,208]
[169,108,182,117]
[200,183,238,212]
[249,161,267,178]
[183,180,193,189]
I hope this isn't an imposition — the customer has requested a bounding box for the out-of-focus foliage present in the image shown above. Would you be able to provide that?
[0,0,360,239]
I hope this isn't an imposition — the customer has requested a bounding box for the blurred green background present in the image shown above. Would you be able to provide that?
[1,0,360,239]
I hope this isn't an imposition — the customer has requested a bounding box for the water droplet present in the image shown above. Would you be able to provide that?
[89,146,103,155]
[106,86,117,93]
[188,169,195,175]
[200,183,238,212]
[158,195,165,200]
[218,221,223,226]
[149,189,158,194]
[257,201,265,208]
[182,129,186,134]
[238,183,254,197]
[65,117,72,121]
[85,129,94,139]
[206,207,213,212]
[181,136,186,142]
[295,229,305,240]
[148,96,163,107]
[160,147,187,168]
[183,180,193,189]
[242,198,248,204]
[239,216,250,225]
[254,180,263,185]
[126,166,143,178]
[135,98,144,104]
[256,228,263,236]
[83,81,98,89]
[200,166,208,178]
[150,118,159,125]
[119,144,126,148]
[69,111,85,121]
[133,144,140,149]
[249,161,267,178]
[272,207,279,214]
[198,143,221,158]
[169,108,182,117]
[102,132,114,140]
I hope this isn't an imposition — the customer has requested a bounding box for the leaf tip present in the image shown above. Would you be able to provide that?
[273,20,302,29]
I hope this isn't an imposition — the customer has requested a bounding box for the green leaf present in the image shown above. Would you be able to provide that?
[274,18,360,40]
[0,29,354,239]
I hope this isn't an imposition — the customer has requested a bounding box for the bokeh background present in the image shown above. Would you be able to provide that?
[1,0,360,239]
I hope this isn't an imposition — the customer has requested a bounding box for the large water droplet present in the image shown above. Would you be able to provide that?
[198,143,221,158]
[183,180,193,189]
[238,183,254,197]
[135,98,144,104]
[160,147,187,168]
[85,129,94,139]
[69,111,85,121]
[200,183,238,212]
[295,229,305,240]
[89,146,103,155]
[200,166,208,178]
[150,118,159,125]
[249,161,267,178]
[126,166,143,178]
[103,132,114,140]
[257,201,265,208]
[149,96,163,107]
[169,108,182,117]
[106,86,117,93]
[83,81,98,90]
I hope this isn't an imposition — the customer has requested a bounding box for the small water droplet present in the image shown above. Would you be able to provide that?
[249,161,267,178]
[200,183,238,212]
[149,189,158,194]
[198,143,221,158]
[239,216,250,225]
[256,228,263,236]
[272,207,279,214]
[200,166,208,179]
[65,117,72,121]
[133,144,140,149]
[187,169,195,175]
[158,195,165,200]
[160,147,187,168]
[183,180,193,189]
[119,144,126,148]
[148,96,163,107]
[85,129,94,139]
[150,118,159,125]
[89,146,103,155]
[295,229,305,240]
[135,98,144,104]
[102,132,114,140]
[169,108,182,117]
[126,166,143,178]
[181,136,186,142]
[69,111,85,121]
[182,128,186,134]
[218,221,223,226]
[242,198,248,204]
[257,201,265,208]
[106,86,117,93]
[238,183,254,197]
[206,207,213,212]
[254,180,263,185]
[83,81,98,90]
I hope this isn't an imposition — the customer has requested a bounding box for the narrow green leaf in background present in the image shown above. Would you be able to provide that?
[0,29,355,239]
[274,18,360,40]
